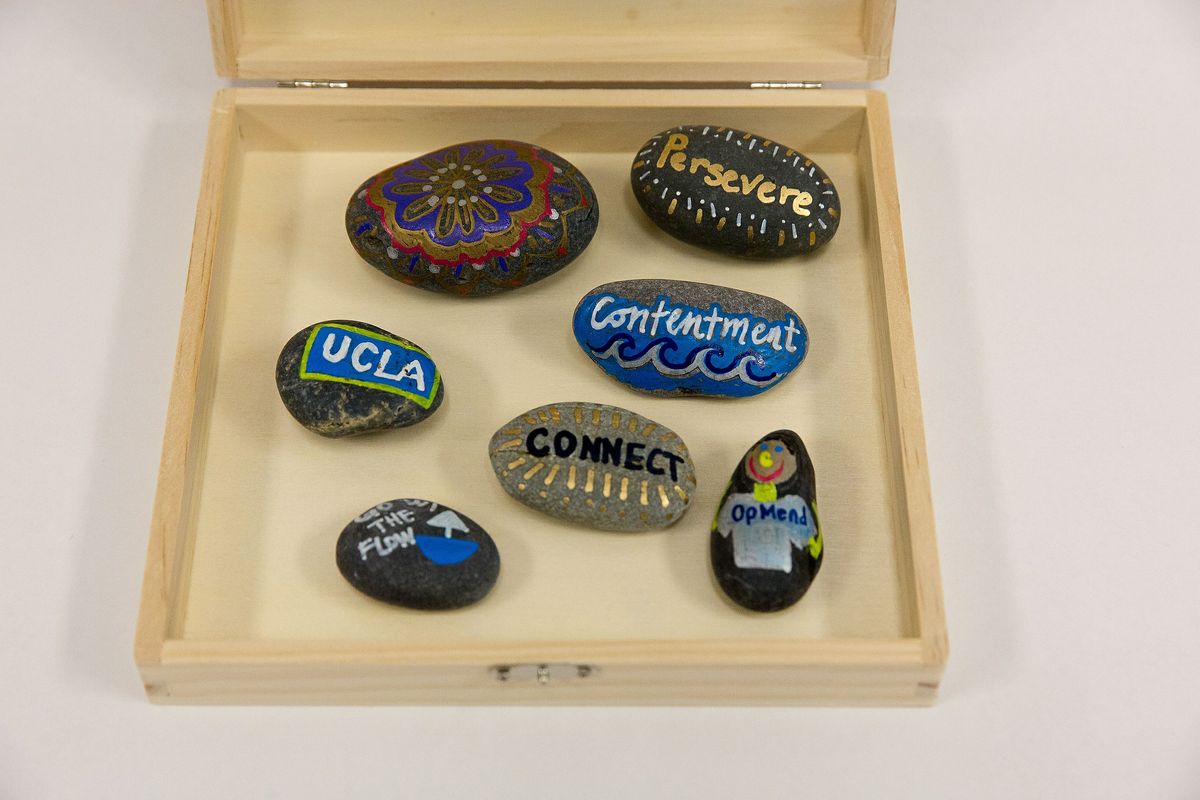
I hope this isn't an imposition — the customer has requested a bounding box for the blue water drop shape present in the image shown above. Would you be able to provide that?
[415,535,479,565]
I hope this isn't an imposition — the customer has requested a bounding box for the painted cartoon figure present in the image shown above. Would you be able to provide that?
[711,430,823,612]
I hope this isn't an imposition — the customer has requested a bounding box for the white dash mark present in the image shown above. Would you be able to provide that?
[791,223,797,239]
[748,138,757,149]
[639,148,653,156]
[760,219,767,235]
[772,146,779,156]
[638,171,651,180]
[819,219,827,229]
[736,212,742,226]
[709,202,716,217]
[822,190,834,195]
[792,157,799,167]
[726,131,733,141]
[686,197,692,210]
[702,126,710,135]
[809,167,815,177]
[661,188,669,199]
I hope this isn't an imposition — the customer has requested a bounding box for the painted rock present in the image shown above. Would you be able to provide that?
[488,402,695,531]
[346,140,599,297]
[275,320,444,437]
[711,430,822,612]
[573,279,807,398]
[631,125,840,258]
[336,499,500,610]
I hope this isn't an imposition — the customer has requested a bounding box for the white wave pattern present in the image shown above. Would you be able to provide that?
[590,338,781,387]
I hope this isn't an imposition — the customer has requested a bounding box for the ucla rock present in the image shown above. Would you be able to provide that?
[275,320,444,437]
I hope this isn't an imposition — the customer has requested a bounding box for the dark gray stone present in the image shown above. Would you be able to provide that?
[275,319,444,438]
[631,125,840,258]
[573,278,808,398]
[336,499,500,610]
[346,140,599,297]
[488,402,695,531]
[711,430,823,612]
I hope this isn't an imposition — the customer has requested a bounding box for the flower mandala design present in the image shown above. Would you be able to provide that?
[365,141,554,266]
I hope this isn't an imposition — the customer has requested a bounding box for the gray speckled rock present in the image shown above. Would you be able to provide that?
[488,402,695,531]
[336,499,500,610]
[346,140,598,297]
[573,279,807,398]
[275,320,444,437]
[711,430,822,612]
[631,125,840,258]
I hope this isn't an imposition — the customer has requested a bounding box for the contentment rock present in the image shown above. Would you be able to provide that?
[573,278,807,397]
[711,430,823,612]
[275,320,444,437]
[336,499,500,610]
[488,402,695,531]
[346,140,599,297]
[631,125,840,258]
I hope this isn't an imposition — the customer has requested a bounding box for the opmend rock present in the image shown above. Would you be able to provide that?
[631,125,840,258]
[346,140,598,297]
[711,430,823,612]
[275,320,444,437]
[336,499,500,610]
[488,402,695,531]
[573,278,807,398]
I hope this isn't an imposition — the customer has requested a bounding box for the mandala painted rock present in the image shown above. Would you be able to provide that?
[711,430,822,612]
[488,402,695,532]
[631,125,840,258]
[346,140,599,297]
[337,499,500,610]
[275,320,444,437]
[573,279,808,398]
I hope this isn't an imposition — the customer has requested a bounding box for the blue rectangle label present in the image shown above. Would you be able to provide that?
[299,323,439,409]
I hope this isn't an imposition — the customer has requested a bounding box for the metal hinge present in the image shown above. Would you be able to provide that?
[750,81,823,89]
[277,79,349,89]
[491,663,596,684]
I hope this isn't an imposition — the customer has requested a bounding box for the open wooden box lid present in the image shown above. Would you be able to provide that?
[207,0,895,84]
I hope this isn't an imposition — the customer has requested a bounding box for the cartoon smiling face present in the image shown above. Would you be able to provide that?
[744,438,797,485]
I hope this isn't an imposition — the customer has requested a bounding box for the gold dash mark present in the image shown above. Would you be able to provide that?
[778,230,785,247]
[549,406,562,422]
[500,427,522,436]
[658,485,670,508]
[639,480,649,506]
[642,184,651,193]
[523,463,545,480]
[574,406,583,424]
[523,414,537,425]
[809,231,817,246]
[628,417,639,433]
[592,408,601,425]
[619,477,629,501]
[544,464,560,486]
[585,468,595,493]
[829,207,839,218]
[674,485,689,502]
[717,216,726,230]
[537,409,549,422]
[695,208,703,224]
[633,160,645,168]
[506,457,527,470]
[642,423,657,437]
[611,412,621,429]
[747,226,755,241]
[567,465,577,489]
[603,473,612,498]
[667,198,678,215]
[496,438,522,450]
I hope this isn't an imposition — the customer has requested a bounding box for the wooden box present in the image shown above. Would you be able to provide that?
[135,0,947,704]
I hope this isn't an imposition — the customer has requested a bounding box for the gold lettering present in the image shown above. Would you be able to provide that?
[779,186,802,205]
[656,132,689,169]
[689,156,711,175]
[669,151,687,172]
[717,169,740,192]
[755,180,777,204]
[791,191,813,216]
[739,173,764,195]
[703,162,725,186]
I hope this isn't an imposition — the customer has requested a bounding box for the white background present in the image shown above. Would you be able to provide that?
[2,2,1198,797]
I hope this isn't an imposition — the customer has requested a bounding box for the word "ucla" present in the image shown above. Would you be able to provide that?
[300,323,439,408]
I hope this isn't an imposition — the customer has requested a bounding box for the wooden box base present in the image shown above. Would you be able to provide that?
[135,88,946,704]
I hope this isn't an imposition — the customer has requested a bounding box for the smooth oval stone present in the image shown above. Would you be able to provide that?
[631,125,840,258]
[573,279,807,398]
[711,430,823,612]
[346,140,599,297]
[488,402,695,531]
[275,319,444,437]
[336,499,500,610]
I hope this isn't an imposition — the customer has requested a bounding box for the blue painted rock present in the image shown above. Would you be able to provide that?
[631,125,840,258]
[487,402,696,531]
[337,499,500,610]
[711,430,822,612]
[346,140,598,297]
[275,320,444,437]
[573,279,807,398]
